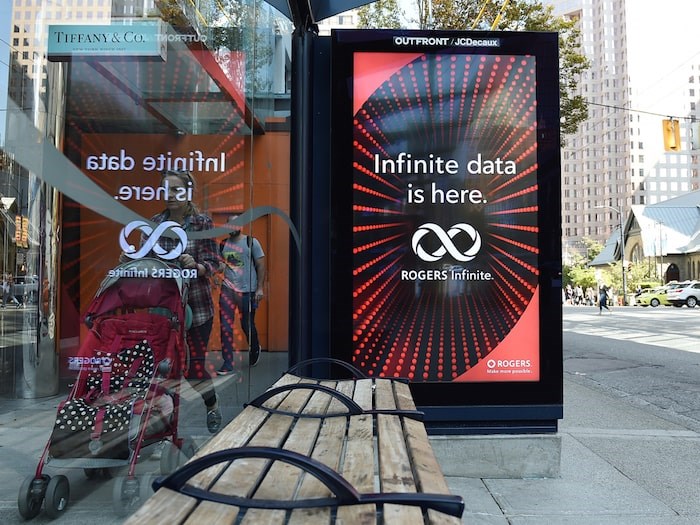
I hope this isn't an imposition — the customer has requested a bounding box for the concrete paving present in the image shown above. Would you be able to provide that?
[448,378,700,524]
[1,359,698,524]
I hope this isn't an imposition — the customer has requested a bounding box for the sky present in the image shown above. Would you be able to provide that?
[625,0,700,115]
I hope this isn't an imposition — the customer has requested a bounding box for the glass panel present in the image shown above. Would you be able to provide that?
[0,5,293,518]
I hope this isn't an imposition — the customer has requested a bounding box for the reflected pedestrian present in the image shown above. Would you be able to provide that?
[217,215,266,375]
[141,169,222,433]
[2,274,21,308]
[599,284,611,314]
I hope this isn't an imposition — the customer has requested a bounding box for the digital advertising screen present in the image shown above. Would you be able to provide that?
[330,30,562,416]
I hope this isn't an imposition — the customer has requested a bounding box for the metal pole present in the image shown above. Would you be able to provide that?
[595,204,626,305]
[659,222,664,283]
[3,212,6,276]
[619,210,626,305]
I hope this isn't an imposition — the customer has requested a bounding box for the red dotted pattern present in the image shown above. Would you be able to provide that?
[351,53,539,382]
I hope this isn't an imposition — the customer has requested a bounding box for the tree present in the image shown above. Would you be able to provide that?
[563,238,602,290]
[357,0,404,29]
[358,0,589,140]
[626,261,661,291]
[580,237,602,263]
[565,264,597,291]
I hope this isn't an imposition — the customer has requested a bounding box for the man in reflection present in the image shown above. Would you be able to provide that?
[217,215,266,376]
[2,274,21,308]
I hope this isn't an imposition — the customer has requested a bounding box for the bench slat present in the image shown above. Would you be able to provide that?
[325,380,354,415]
[287,415,347,525]
[124,406,272,525]
[275,380,317,414]
[352,379,374,411]
[239,416,324,525]
[393,380,417,411]
[374,378,398,411]
[403,417,462,524]
[125,488,197,524]
[185,413,297,524]
[377,414,425,523]
[336,413,377,525]
[239,388,337,525]
[259,376,314,413]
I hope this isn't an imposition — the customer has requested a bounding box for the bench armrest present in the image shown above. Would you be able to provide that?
[246,383,424,421]
[153,446,464,518]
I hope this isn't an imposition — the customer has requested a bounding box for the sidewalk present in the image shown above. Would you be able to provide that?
[1,373,699,524]
[449,377,700,524]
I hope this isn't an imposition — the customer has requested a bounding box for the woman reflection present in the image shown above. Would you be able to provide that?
[143,169,222,433]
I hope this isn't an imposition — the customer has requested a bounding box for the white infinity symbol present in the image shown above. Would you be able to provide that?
[411,223,482,262]
[119,220,188,260]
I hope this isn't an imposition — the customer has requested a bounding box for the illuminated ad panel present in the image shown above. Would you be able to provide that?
[330,31,561,391]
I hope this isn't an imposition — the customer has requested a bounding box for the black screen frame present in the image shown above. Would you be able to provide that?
[328,29,562,427]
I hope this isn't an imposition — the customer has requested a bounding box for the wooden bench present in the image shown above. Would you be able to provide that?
[125,361,464,524]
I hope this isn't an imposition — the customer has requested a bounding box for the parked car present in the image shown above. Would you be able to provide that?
[636,286,671,307]
[666,280,700,308]
[12,275,39,304]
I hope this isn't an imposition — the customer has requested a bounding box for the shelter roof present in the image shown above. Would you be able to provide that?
[589,229,621,267]
[630,190,700,256]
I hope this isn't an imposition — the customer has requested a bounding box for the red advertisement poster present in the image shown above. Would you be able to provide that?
[348,48,541,383]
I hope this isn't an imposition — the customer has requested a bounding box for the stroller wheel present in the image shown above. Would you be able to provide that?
[112,476,143,517]
[18,474,48,520]
[159,437,196,475]
[44,475,70,519]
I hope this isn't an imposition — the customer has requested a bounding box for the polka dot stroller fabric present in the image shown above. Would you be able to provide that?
[48,313,177,460]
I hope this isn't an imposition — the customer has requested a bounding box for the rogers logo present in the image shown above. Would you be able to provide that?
[119,220,188,261]
[487,359,532,368]
[411,223,481,263]
[67,356,113,370]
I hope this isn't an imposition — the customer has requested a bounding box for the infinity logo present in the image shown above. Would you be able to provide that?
[411,223,482,262]
[119,220,188,260]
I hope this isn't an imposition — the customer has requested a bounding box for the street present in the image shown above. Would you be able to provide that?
[563,304,700,432]
[0,304,39,347]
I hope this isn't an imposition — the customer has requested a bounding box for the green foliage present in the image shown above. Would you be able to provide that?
[602,261,622,293]
[430,0,589,141]
[627,262,660,291]
[581,237,602,262]
[357,0,404,29]
[566,251,659,300]
[371,0,590,140]
[564,263,597,290]
[201,0,277,94]
[563,238,605,291]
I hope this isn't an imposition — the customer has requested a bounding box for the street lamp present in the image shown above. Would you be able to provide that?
[596,204,627,305]
[656,221,665,282]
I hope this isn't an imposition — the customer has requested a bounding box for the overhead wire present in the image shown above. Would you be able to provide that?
[586,101,697,123]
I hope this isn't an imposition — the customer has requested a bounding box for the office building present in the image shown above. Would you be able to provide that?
[550,0,700,261]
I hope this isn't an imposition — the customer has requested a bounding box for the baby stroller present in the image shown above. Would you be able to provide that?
[18,258,196,520]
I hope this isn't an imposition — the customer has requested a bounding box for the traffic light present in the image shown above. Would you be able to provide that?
[662,119,681,151]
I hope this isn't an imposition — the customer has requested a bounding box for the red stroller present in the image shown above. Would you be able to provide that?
[18,258,196,519]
